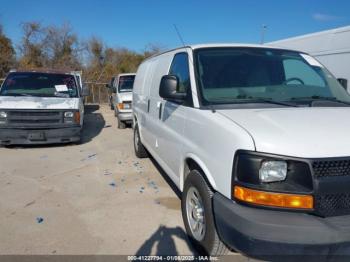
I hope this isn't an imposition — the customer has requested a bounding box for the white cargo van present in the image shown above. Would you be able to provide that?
[112,73,135,129]
[0,70,89,145]
[133,44,350,258]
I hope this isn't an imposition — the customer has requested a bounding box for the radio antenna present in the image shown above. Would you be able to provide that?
[173,24,186,47]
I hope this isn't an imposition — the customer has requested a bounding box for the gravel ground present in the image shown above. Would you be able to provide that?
[0,105,246,260]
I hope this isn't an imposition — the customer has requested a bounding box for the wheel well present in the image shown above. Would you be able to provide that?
[133,114,138,128]
[183,158,214,191]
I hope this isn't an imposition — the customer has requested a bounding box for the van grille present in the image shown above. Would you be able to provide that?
[9,111,61,117]
[312,159,350,217]
[6,110,63,127]
[312,160,350,177]
[315,193,350,217]
[124,101,132,108]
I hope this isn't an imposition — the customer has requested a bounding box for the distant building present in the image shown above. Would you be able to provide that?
[269,25,350,91]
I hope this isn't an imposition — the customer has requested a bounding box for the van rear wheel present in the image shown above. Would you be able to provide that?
[134,123,148,158]
[182,170,228,256]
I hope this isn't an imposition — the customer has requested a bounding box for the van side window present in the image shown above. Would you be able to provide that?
[169,53,191,93]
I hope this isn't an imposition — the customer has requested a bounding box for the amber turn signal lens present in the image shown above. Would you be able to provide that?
[234,186,313,210]
[74,112,80,124]
[117,103,124,110]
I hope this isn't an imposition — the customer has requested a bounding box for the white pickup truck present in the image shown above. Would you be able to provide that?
[132,44,350,259]
[0,70,89,145]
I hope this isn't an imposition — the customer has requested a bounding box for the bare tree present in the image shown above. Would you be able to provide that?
[0,25,15,77]
[18,22,47,68]
[3,21,167,103]
[143,43,166,58]
[44,22,82,70]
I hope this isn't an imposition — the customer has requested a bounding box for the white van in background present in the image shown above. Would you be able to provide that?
[133,44,350,258]
[0,70,89,145]
[112,73,135,129]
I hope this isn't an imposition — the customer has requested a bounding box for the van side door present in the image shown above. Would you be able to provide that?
[152,52,192,185]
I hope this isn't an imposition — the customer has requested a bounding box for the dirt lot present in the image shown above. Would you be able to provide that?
[0,105,244,259]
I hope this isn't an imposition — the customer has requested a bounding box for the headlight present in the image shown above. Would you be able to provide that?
[64,111,74,118]
[0,111,7,118]
[64,111,80,124]
[233,150,313,207]
[118,103,131,110]
[123,103,131,109]
[259,161,287,183]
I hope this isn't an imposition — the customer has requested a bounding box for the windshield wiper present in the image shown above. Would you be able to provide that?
[210,95,298,107]
[247,98,298,107]
[234,98,298,107]
[290,96,350,106]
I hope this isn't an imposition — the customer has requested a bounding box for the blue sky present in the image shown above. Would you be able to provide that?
[0,0,349,52]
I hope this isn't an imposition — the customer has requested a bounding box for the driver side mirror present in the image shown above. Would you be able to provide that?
[338,78,348,90]
[82,85,90,97]
[159,75,186,101]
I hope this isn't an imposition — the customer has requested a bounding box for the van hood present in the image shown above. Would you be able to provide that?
[0,96,79,110]
[218,107,350,158]
[118,92,132,102]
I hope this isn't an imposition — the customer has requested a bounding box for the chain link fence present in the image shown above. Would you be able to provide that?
[84,82,110,104]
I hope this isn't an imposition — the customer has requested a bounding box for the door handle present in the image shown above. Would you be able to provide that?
[158,102,162,120]
[147,99,150,113]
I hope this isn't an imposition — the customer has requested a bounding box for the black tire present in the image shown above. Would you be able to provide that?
[110,97,114,110]
[117,118,126,129]
[182,170,228,256]
[134,123,148,158]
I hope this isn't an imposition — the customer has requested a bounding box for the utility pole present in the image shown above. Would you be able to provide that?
[260,24,267,45]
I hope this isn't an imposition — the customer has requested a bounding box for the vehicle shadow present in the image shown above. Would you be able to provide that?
[149,157,181,199]
[84,104,100,114]
[81,104,105,144]
[138,158,197,255]
[135,225,197,256]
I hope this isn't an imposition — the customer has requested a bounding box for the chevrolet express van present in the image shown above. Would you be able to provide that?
[0,70,89,145]
[112,73,135,129]
[133,44,350,258]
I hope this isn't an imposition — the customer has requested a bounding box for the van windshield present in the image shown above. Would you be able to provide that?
[194,47,350,106]
[0,72,78,98]
[118,75,135,93]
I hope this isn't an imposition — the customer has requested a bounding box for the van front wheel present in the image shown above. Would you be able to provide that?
[117,118,126,129]
[134,123,148,158]
[182,170,228,256]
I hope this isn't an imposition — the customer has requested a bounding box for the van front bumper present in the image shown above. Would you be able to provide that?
[213,193,350,259]
[0,127,81,145]
[117,111,132,122]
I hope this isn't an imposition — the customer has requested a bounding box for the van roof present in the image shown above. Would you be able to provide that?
[118,73,136,77]
[145,43,303,60]
[10,69,79,75]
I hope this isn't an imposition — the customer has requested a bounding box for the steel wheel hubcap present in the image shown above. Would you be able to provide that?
[186,186,206,241]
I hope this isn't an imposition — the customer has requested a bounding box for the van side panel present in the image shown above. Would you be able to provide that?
[133,59,154,147]
[182,109,255,197]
